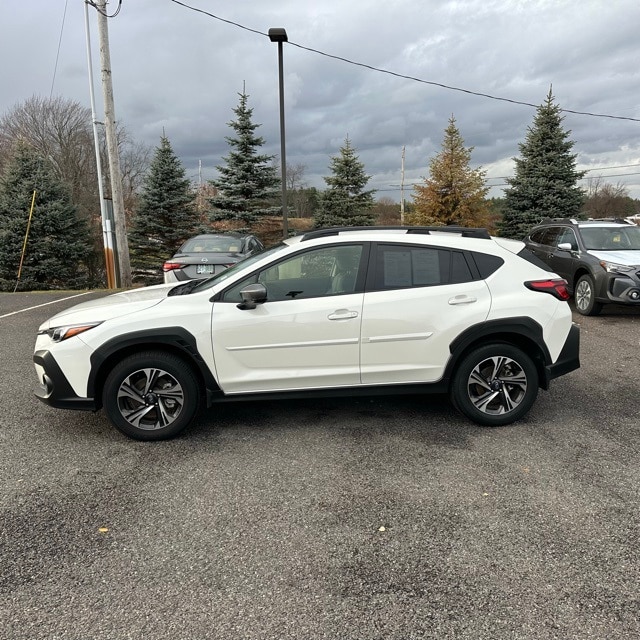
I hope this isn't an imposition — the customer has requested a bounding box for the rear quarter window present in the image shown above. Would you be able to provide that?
[528,229,547,244]
[469,252,505,278]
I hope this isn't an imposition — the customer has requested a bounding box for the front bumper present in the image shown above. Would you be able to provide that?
[543,323,580,386]
[597,272,640,305]
[33,350,97,411]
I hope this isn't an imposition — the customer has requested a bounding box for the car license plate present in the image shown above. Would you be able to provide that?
[196,265,215,274]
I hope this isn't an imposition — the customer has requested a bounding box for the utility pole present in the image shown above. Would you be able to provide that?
[84,0,116,289]
[95,0,131,287]
[400,146,406,225]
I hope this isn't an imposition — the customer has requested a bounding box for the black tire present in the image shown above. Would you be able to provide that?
[574,274,602,316]
[102,350,201,441]
[450,343,539,427]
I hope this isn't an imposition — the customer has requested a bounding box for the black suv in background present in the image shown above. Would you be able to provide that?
[524,218,640,315]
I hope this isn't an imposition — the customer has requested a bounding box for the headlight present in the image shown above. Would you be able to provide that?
[599,260,634,274]
[39,322,102,342]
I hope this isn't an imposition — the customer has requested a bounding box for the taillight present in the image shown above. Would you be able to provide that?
[524,279,570,300]
[162,261,182,272]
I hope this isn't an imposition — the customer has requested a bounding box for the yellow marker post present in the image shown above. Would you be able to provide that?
[15,190,37,289]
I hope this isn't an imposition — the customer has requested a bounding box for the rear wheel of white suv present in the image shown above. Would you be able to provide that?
[103,351,201,440]
[451,343,539,426]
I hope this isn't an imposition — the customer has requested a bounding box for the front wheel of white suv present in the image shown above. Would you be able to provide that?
[102,351,201,440]
[451,344,539,426]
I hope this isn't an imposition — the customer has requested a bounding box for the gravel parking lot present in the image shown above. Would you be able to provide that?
[1,291,639,640]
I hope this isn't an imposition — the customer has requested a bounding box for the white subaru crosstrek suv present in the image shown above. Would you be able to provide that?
[34,226,580,440]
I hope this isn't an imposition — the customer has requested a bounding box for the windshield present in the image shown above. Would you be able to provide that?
[580,225,640,251]
[180,243,286,294]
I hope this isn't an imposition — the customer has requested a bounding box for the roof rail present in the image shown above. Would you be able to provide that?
[585,217,634,224]
[300,226,491,242]
[540,218,579,224]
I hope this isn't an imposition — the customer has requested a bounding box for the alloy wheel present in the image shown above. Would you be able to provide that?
[575,279,592,312]
[467,355,528,416]
[116,367,185,430]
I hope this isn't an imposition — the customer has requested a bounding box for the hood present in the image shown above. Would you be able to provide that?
[39,283,177,329]
[587,250,640,266]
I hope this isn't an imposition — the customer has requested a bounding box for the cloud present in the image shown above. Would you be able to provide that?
[1,0,640,199]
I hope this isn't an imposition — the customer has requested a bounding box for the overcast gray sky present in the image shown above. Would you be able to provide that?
[2,0,640,201]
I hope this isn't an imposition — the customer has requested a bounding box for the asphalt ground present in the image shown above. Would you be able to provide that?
[0,291,639,640]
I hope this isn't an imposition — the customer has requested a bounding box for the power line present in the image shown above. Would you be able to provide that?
[485,163,640,181]
[385,170,640,192]
[50,0,69,97]
[168,0,640,123]
[86,0,123,18]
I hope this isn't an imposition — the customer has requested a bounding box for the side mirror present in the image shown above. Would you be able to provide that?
[557,242,574,252]
[237,283,267,310]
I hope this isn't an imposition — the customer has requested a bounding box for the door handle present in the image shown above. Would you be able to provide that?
[328,310,359,320]
[448,295,477,305]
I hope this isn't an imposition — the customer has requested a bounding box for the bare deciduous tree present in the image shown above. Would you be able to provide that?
[1,95,151,214]
[584,177,631,219]
[373,196,401,225]
[286,162,307,190]
[0,95,151,282]
[0,96,96,207]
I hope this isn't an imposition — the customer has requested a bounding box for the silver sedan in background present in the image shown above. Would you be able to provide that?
[163,232,264,283]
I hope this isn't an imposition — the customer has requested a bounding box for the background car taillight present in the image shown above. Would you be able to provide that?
[162,261,182,272]
[524,279,570,300]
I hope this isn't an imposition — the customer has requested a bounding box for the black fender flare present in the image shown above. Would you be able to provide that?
[443,317,551,389]
[87,327,219,407]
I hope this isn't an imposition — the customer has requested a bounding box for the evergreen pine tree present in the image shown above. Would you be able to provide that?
[209,91,280,228]
[129,135,198,285]
[314,137,375,228]
[0,143,92,291]
[499,89,586,239]
[409,116,491,227]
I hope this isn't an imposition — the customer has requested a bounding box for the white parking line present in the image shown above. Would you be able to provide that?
[0,292,93,319]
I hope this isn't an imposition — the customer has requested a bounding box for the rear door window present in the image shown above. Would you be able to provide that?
[540,227,561,247]
[370,244,474,290]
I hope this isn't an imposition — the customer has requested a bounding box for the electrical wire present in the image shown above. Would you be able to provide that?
[382,170,640,192]
[15,0,73,291]
[50,0,69,98]
[168,0,640,123]
[86,0,123,19]
[485,164,640,181]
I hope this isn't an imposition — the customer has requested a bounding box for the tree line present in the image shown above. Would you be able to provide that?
[0,90,638,291]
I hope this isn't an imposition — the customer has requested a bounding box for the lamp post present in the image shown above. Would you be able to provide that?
[269,27,289,239]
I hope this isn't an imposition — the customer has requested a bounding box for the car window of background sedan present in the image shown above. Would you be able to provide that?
[182,237,240,253]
